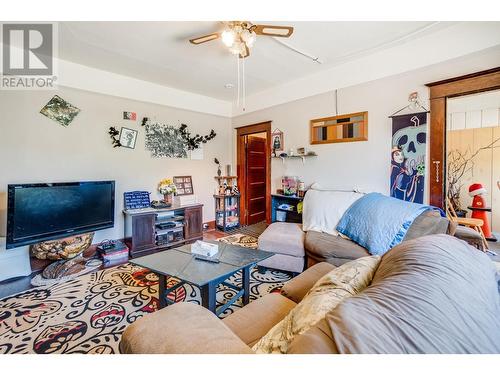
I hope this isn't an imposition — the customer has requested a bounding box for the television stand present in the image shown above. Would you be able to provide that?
[123,203,203,258]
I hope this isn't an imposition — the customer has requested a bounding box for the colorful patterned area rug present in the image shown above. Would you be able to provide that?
[0,236,290,354]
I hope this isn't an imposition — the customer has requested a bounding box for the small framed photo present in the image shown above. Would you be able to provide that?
[173,176,194,196]
[271,129,284,151]
[119,127,138,149]
[123,111,137,120]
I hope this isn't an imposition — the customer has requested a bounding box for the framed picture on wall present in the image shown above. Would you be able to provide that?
[119,127,138,149]
[271,129,284,151]
[173,176,194,196]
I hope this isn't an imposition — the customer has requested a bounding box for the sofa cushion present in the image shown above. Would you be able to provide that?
[403,210,451,241]
[305,230,369,263]
[120,302,253,354]
[323,235,500,353]
[258,253,304,273]
[287,319,339,354]
[453,225,485,250]
[281,262,336,303]
[222,293,296,347]
[305,212,451,265]
[252,255,381,354]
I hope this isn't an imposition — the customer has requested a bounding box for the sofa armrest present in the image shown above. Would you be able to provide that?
[280,262,335,303]
[453,226,485,251]
[120,302,253,354]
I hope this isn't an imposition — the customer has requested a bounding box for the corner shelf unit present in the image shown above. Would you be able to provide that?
[214,194,241,232]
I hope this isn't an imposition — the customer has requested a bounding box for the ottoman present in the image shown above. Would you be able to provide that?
[257,222,305,273]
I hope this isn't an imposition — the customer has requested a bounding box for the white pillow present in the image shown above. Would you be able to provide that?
[302,189,363,235]
[309,182,374,194]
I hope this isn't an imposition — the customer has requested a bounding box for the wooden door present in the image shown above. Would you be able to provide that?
[184,205,203,240]
[236,121,272,226]
[245,136,267,224]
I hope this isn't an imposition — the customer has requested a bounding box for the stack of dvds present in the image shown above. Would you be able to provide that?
[98,241,129,267]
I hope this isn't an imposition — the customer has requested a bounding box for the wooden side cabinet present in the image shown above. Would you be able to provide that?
[184,205,203,241]
[124,204,203,258]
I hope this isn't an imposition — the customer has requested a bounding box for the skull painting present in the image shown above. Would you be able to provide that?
[390,113,427,203]
[392,123,426,174]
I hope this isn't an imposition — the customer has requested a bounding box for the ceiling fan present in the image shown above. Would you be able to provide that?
[189,21,294,58]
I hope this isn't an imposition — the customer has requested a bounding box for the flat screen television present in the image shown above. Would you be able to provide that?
[6,181,115,249]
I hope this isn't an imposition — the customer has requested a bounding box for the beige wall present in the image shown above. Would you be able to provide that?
[231,47,500,203]
[0,87,232,242]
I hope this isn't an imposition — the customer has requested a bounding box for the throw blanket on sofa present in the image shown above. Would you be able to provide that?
[336,192,444,255]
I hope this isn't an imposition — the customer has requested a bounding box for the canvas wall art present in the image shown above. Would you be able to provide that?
[390,112,427,204]
[145,123,188,158]
[119,127,138,149]
[40,95,81,127]
[272,129,284,151]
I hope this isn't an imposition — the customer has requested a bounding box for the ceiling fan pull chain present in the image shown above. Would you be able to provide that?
[242,57,246,111]
[236,54,240,107]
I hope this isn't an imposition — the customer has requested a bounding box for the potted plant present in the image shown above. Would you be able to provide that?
[158,178,177,204]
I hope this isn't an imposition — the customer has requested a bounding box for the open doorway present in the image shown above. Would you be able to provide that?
[236,122,271,226]
[446,89,500,242]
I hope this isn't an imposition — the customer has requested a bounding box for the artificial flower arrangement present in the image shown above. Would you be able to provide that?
[158,178,177,196]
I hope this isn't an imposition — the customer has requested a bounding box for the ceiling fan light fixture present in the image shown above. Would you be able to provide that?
[221,29,236,47]
[229,41,245,56]
[241,29,256,48]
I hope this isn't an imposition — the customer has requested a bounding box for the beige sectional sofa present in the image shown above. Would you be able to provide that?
[120,235,500,354]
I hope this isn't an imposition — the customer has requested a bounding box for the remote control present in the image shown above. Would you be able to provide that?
[194,255,220,263]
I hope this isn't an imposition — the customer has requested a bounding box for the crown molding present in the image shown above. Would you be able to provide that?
[57,58,233,117]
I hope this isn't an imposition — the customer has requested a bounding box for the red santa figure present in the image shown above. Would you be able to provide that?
[468,183,493,239]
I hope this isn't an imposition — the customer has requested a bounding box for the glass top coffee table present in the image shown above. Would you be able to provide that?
[130,241,274,316]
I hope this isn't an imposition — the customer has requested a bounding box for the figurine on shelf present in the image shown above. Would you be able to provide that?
[219,184,226,196]
[225,183,232,196]
[232,185,240,195]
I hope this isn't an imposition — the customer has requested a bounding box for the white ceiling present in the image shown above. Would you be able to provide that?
[59,21,450,101]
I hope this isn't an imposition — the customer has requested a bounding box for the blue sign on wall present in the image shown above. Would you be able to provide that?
[124,191,151,210]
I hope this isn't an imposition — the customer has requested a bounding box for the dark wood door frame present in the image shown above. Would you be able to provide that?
[236,121,272,225]
[426,67,500,208]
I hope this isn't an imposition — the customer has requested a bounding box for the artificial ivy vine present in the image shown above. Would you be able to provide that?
[108,127,122,148]
[108,122,216,151]
[178,123,216,150]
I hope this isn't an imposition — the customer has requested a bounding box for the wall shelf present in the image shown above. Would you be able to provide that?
[272,154,317,164]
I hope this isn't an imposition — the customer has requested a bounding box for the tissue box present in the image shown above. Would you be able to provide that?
[191,241,218,257]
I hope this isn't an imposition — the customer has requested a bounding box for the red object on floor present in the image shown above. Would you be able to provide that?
[468,183,493,238]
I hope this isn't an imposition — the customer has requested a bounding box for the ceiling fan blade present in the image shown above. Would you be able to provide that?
[253,25,294,38]
[239,44,250,59]
[189,33,220,45]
